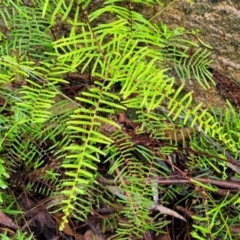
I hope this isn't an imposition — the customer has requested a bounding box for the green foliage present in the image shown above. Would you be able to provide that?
[0,0,239,239]
[191,192,240,240]
[0,230,33,240]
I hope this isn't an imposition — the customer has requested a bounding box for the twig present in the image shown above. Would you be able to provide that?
[156,177,240,190]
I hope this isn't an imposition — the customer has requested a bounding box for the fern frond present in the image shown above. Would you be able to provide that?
[158,23,214,88]
[56,83,125,229]
[104,132,171,238]
[46,0,91,26]
[0,0,238,239]
[173,48,213,88]
[0,5,52,60]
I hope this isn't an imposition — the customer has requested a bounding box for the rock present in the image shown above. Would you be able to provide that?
[156,0,240,83]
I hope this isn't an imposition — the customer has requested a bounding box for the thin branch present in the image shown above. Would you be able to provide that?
[156,177,240,190]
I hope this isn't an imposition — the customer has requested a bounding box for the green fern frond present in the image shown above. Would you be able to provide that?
[210,102,240,152]
[0,0,238,239]
[46,0,91,25]
[17,81,56,123]
[173,48,213,88]
[158,23,214,88]
[192,192,240,239]
[57,84,125,229]
[104,133,171,238]
[0,6,52,60]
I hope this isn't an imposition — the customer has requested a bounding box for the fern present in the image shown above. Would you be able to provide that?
[0,0,239,239]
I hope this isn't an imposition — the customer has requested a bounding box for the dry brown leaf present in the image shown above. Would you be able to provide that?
[117,113,135,129]
[53,213,74,236]
[117,113,126,124]
[84,230,94,240]
[84,230,103,240]
[0,211,17,228]
[154,204,187,222]
[102,123,118,133]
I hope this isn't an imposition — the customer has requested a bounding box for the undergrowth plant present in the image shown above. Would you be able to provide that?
[0,0,240,239]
